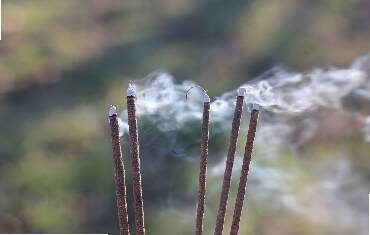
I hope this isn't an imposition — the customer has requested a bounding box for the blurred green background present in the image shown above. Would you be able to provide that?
[0,0,369,234]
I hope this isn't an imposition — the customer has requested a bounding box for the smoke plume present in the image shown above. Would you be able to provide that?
[118,54,370,234]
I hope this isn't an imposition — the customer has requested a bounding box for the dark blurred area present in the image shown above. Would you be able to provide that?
[0,0,369,234]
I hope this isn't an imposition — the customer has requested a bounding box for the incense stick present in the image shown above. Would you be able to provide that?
[127,85,145,235]
[195,93,211,235]
[108,105,131,235]
[214,88,246,235]
[229,104,260,235]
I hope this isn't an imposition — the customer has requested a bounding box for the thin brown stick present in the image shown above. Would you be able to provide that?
[230,107,260,235]
[214,88,245,235]
[127,86,146,235]
[109,106,131,235]
[196,95,211,235]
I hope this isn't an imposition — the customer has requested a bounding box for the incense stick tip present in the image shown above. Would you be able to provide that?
[108,105,118,117]
[251,103,262,111]
[203,93,210,103]
[127,84,136,97]
[237,87,246,96]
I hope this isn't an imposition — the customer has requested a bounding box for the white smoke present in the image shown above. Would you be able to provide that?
[243,68,365,113]
[118,72,204,134]
[119,54,370,142]
[364,116,370,142]
[118,54,370,234]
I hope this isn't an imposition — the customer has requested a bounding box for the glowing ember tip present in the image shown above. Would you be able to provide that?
[109,105,118,117]
[127,84,136,97]
[237,87,246,97]
[203,93,210,103]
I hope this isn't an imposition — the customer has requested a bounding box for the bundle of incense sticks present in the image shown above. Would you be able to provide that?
[126,85,146,235]
[108,84,261,235]
[195,92,211,235]
[108,105,130,235]
[230,104,260,235]
[214,88,246,235]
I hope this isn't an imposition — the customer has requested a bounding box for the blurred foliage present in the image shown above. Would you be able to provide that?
[0,0,369,234]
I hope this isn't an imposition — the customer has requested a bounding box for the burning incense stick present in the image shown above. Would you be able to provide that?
[108,105,131,235]
[126,84,145,235]
[191,89,211,235]
[229,104,260,235]
[214,88,246,235]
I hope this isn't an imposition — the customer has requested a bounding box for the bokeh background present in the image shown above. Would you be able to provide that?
[0,0,370,234]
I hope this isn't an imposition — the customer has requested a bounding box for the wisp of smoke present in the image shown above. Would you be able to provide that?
[118,54,370,234]
[364,116,370,142]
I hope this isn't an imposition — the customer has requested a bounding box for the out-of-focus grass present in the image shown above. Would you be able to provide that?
[0,0,370,234]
